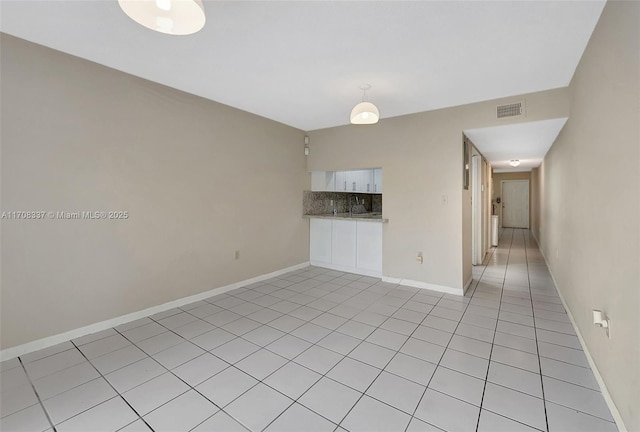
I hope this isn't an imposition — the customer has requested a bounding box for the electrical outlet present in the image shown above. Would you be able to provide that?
[234,250,240,260]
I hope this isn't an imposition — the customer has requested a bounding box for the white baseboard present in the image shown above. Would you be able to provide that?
[537,248,626,432]
[0,262,310,362]
[309,261,382,278]
[382,276,464,296]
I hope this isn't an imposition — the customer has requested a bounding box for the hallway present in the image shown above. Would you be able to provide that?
[0,231,616,431]
[468,228,616,431]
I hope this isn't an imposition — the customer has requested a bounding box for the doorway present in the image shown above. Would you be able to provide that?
[501,180,529,228]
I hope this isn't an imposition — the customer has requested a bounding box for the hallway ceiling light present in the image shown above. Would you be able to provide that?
[350,85,379,125]
[118,0,206,35]
[509,160,521,167]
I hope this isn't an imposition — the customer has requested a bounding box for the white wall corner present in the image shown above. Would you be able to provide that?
[0,261,310,362]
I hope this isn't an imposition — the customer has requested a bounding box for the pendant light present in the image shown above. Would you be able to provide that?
[509,160,521,167]
[350,84,380,125]
[118,0,206,35]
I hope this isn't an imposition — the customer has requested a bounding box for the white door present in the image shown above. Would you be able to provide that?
[502,180,529,228]
[310,219,332,264]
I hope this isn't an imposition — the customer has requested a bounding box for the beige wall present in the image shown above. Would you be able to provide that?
[307,88,570,292]
[0,35,310,350]
[492,171,532,227]
[533,1,639,430]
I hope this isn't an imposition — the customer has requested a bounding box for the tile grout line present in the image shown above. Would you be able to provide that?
[79,299,290,432]
[17,356,58,432]
[109,328,229,432]
[161,272,413,431]
[97,315,234,431]
[109,278,330,431]
[185,266,577,384]
[107,287,350,432]
[8,248,607,432]
[212,275,407,430]
[474,229,555,431]
[201,272,418,431]
[327,289,440,430]
[69,339,157,432]
[20,270,476,429]
[336,289,442,425]
[400,243,494,432]
[523,229,550,432]
[463,228,556,431]
[261,280,429,431]
[474,227,512,432]
[261,273,455,430]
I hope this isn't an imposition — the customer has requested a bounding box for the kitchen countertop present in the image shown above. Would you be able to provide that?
[303,213,389,223]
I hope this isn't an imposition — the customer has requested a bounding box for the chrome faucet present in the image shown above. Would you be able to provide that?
[349,194,358,216]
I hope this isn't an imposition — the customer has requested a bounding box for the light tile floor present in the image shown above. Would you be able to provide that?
[0,229,618,432]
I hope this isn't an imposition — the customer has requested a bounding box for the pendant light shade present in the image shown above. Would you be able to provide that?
[350,85,379,124]
[118,0,206,35]
[350,102,380,125]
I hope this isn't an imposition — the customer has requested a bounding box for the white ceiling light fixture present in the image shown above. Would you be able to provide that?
[350,84,380,125]
[509,160,521,167]
[118,0,206,35]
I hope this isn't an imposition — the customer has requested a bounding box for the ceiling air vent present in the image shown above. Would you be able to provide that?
[497,101,524,118]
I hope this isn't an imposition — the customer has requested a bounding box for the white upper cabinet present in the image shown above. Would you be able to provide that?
[347,170,373,193]
[310,169,382,193]
[311,168,382,193]
[373,168,383,193]
[334,171,348,192]
[311,171,336,191]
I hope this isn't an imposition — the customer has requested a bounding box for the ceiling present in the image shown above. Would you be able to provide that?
[1,1,605,132]
[0,0,605,171]
[465,118,568,172]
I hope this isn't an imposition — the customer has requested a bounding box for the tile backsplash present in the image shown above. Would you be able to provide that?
[303,191,382,215]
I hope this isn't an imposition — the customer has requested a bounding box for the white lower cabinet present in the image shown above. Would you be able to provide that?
[331,220,357,268]
[309,218,382,277]
[356,221,383,272]
[309,219,332,264]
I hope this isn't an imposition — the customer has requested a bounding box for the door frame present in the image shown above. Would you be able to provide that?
[472,155,483,265]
